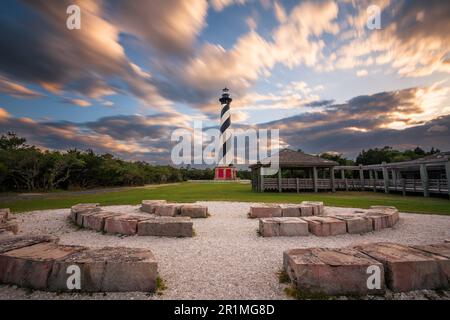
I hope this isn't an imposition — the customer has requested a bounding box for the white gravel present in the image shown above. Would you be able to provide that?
[1,202,449,300]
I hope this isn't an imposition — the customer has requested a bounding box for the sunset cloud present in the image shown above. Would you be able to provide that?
[0,112,184,162]
[64,98,92,107]
[0,0,449,163]
[0,0,172,111]
[273,1,287,23]
[0,108,10,120]
[2,86,449,162]
[155,1,339,107]
[256,86,450,155]
[107,0,208,55]
[332,0,450,77]
[210,0,246,12]
[0,76,42,98]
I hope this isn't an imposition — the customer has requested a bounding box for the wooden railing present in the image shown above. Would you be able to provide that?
[428,179,448,192]
[263,177,448,194]
[263,178,279,190]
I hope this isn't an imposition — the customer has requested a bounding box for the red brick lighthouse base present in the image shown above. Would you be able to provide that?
[214,166,237,180]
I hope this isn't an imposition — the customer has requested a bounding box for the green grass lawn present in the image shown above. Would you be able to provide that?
[1,182,449,215]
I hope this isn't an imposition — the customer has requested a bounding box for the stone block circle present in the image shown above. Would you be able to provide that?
[1,202,447,297]
[284,242,450,296]
[0,208,19,236]
[0,235,157,292]
[70,203,193,237]
[258,204,400,237]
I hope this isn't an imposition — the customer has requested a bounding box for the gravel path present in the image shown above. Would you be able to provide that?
[1,202,449,300]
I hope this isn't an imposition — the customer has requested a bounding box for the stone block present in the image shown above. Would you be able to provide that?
[299,205,313,217]
[387,211,400,226]
[302,216,347,236]
[104,215,151,235]
[141,200,167,214]
[355,242,450,292]
[333,215,373,234]
[259,217,308,237]
[76,211,98,227]
[301,201,324,215]
[137,217,193,237]
[82,211,122,232]
[280,205,301,217]
[0,242,83,289]
[0,235,58,254]
[49,247,157,292]
[70,203,101,223]
[364,211,392,230]
[180,204,208,218]
[0,235,157,292]
[369,206,400,226]
[249,205,282,218]
[155,204,181,217]
[284,247,385,296]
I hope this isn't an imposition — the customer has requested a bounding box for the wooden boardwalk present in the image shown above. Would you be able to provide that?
[251,150,450,198]
[263,177,449,196]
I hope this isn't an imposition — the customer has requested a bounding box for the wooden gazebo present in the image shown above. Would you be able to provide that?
[249,149,338,193]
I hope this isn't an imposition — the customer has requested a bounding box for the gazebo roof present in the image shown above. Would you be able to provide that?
[250,149,338,169]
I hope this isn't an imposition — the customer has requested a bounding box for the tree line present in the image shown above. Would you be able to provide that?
[0,133,440,192]
[320,146,440,166]
[0,133,250,192]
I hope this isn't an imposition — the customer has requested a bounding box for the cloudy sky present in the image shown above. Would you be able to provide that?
[0,0,449,163]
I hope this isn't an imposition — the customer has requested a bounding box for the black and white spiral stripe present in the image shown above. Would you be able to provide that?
[219,100,232,165]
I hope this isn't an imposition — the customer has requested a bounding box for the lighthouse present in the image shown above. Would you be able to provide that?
[214,88,237,180]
